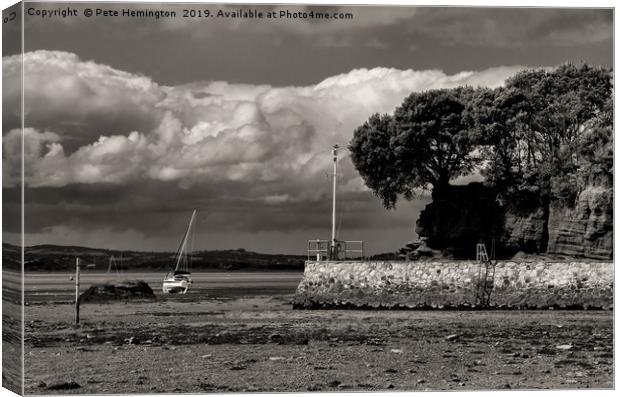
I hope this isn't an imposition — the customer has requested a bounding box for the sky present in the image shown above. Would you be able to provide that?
[1,2,614,255]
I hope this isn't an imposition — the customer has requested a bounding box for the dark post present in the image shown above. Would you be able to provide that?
[75,257,80,324]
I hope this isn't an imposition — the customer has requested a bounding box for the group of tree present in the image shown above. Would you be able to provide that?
[349,64,613,212]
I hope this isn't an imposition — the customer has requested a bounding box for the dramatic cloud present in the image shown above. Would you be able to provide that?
[3,51,527,197]
[2,50,164,147]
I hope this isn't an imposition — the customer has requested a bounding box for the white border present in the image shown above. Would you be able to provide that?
[0,2,616,397]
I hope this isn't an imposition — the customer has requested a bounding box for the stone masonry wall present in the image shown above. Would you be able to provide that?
[293,261,613,310]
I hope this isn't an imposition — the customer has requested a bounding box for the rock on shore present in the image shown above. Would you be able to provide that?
[80,280,156,303]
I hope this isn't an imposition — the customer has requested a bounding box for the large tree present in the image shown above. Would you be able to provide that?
[475,64,613,208]
[349,87,478,209]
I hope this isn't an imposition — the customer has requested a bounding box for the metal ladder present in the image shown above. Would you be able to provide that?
[475,242,496,307]
[476,243,489,262]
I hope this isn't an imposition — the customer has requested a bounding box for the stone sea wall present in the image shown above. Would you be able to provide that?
[293,261,613,310]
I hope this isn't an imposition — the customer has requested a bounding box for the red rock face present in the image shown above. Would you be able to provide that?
[413,183,612,260]
[547,186,613,260]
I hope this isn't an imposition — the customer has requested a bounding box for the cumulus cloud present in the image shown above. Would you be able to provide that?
[3,51,528,199]
[3,127,61,186]
[2,50,164,146]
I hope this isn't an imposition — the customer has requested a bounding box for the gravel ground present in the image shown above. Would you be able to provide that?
[23,291,613,394]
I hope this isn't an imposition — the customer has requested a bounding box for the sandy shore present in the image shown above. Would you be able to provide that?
[23,271,613,393]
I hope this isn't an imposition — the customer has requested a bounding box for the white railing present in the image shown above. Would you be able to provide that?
[307,239,364,261]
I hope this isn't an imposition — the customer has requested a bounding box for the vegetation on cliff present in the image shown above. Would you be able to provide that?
[349,64,613,258]
[472,64,612,211]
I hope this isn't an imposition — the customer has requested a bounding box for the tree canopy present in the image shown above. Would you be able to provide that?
[349,87,478,209]
[350,64,613,211]
[476,64,612,208]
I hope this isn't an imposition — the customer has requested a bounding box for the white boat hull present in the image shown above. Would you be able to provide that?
[162,276,192,294]
[162,210,197,294]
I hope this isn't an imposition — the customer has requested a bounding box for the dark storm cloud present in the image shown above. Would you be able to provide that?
[2,187,20,234]
[19,177,423,236]
[19,4,612,85]
[402,8,612,47]
[13,179,429,254]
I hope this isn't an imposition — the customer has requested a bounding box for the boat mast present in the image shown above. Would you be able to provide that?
[331,144,338,259]
[173,209,197,272]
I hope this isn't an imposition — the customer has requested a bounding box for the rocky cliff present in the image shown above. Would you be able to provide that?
[415,183,612,260]
[414,183,503,258]
[501,207,547,255]
[547,186,613,259]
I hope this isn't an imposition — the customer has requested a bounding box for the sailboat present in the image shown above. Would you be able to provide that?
[107,252,122,276]
[162,209,196,294]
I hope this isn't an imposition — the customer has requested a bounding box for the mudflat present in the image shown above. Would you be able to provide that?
[23,271,613,393]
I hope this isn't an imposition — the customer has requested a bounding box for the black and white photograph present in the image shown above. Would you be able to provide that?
[0,0,615,395]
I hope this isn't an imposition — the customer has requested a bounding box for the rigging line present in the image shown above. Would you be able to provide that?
[337,202,344,240]
[315,122,343,152]
[188,219,196,271]
[191,212,198,271]
[169,220,189,276]
[336,174,345,239]
[335,151,352,238]
[325,166,333,217]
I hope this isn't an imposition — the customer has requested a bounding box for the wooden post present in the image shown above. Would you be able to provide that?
[75,257,80,324]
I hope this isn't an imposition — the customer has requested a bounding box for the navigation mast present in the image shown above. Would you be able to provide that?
[331,144,338,259]
[306,145,364,261]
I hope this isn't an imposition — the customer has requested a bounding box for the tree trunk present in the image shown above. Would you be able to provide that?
[432,175,451,199]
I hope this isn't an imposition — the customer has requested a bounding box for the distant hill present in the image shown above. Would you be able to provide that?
[2,243,307,272]
[2,243,21,271]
